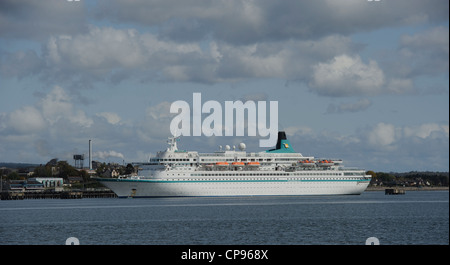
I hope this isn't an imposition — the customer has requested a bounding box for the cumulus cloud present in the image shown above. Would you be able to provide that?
[0,86,93,139]
[213,35,358,83]
[36,26,206,85]
[290,121,447,152]
[310,55,385,97]
[0,1,448,94]
[3,23,446,98]
[403,123,449,139]
[0,86,141,163]
[37,86,93,127]
[44,27,151,70]
[39,86,73,125]
[1,26,359,86]
[0,0,448,171]
[365,122,449,149]
[285,122,449,171]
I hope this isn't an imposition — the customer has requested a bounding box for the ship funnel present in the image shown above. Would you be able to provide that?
[276,131,287,150]
[266,131,295,153]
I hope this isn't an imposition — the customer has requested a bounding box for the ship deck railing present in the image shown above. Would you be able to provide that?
[198,152,305,158]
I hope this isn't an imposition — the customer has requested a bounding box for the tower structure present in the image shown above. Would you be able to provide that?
[89,140,92,170]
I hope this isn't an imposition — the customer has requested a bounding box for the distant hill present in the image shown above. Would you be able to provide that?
[0,162,40,169]
[368,171,449,187]
[391,171,449,177]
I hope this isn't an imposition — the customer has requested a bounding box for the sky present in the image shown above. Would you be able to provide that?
[0,0,448,172]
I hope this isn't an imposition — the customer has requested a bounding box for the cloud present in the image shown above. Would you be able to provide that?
[38,86,93,127]
[44,27,152,70]
[213,35,358,83]
[0,86,93,139]
[32,26,206,85]
[403,123,449,139]
[1,26,359,86]
[6,24,445,99]
[94,0,448,44]
[146,102,174,120]
[0,86,143,163]
[0,1,447,95]
[96,112,121,125]
[39,86,73,125]
[310,54,385,97]
[378,26,449,95]
[367,123,397,147]
[364,122,449,150]
[136,102,177,143]
[285,122,449,171]
[8,106,46,134]
[1,1,447,172]
[401,27,449,53]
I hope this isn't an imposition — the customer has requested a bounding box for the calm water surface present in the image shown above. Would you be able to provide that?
[0,191,448,245]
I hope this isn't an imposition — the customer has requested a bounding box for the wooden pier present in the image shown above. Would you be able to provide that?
[82,190,117,198]
[60,191,83,199]
[1,190,117,200]
[385,188,406,195]
[1,191,25,200]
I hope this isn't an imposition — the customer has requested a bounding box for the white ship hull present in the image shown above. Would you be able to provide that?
[97,176,370,198]
[95,132,371,198]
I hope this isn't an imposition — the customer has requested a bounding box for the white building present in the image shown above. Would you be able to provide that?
[28,177,64,191]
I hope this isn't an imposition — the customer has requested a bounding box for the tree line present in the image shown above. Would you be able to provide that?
[366,171,449,187]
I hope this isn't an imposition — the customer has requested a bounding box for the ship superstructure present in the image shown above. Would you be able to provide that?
[96,132,371,197]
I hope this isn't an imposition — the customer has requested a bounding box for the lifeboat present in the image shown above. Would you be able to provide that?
[299,160,315,167]
[247,162,260,167]
[215,162,229,167]
[317,160,334,167]
[232,162,245,167]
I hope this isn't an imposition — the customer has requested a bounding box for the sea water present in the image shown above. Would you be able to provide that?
[0,191,448,245]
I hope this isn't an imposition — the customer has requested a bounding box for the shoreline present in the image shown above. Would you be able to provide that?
[366,186,448,191]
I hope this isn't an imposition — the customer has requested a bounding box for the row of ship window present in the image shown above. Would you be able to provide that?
[164,177,358,181]
[149,158,193,162]
[148,158,304,162]
[187,172,359,177]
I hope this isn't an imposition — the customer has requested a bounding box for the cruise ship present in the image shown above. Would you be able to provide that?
[95,132,371,198]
